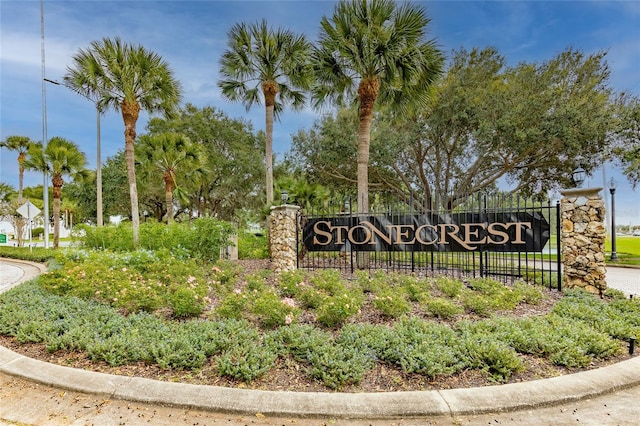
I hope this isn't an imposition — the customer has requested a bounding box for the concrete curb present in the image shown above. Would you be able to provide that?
[1,258,640,419]
[1,344,639,419]
[0,257,47,291]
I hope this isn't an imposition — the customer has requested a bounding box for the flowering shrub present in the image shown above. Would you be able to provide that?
[38,249,210,317]
[251,290,299,328]
[316,291,364,328]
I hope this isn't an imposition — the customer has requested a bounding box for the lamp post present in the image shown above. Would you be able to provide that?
[609,177,618,261]
[572,167,586,188]
[44,78,103,227]
[281,190,289,205]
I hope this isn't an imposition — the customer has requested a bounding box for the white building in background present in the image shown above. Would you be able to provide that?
[0,221,12,235]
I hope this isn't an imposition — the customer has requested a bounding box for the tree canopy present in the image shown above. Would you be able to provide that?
[145,104,266,222]
[290,47,619,208]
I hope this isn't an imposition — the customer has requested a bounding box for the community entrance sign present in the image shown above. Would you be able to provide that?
[303,212,550,253]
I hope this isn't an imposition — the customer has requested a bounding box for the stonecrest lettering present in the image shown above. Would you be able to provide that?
[312,220,532,251]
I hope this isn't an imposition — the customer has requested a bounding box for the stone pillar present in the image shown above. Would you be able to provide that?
[269,204,300,273]
[560,187,606,296]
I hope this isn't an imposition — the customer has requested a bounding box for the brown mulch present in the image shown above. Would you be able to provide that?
[0,259,634,393]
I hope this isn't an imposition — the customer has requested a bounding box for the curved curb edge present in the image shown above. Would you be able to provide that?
[1,345,639,419]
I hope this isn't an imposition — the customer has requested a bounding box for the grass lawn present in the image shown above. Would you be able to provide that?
[606,236,640,265]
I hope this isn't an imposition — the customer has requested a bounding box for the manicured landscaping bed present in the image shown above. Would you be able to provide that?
[1,249,639,392]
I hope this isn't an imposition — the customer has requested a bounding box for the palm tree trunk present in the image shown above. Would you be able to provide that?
[357,115,371,215]
[165,189,173,224]
[265,104,274,205]
[52,176,63,249]
[356,78,379,269]
[356,77,379,215]
[164,172,174,224]
[263,81,277,206]
[122,100,141,248]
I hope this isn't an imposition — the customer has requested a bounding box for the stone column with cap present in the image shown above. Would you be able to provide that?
[560,187,607,296]
[269,204,300,273]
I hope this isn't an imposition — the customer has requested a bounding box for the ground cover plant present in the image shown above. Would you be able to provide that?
[1,249,639,392]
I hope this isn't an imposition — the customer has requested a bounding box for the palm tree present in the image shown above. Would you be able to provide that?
[313,0,443,214]
[24,137,87,248]
[136,132,207,224]
[64,37,182,247]
[1,135,34,246]
[0,136,33,202]
[218,20,313,205]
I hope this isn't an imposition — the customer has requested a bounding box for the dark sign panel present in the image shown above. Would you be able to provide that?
[303,212,550,253]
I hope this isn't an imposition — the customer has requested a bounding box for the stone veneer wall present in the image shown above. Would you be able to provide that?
[269,204,300,273]
[560,187,607,296]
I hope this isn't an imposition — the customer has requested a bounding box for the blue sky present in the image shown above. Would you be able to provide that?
[1,0,639,225]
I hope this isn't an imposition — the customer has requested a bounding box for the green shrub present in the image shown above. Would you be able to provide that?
[269,324,331,362]
[425,297,464,319]
[298,287,327,309]
[468,278,504,296]
[316,291,363,328]
[36,249,211,317]
[383,317,464,377]
[372,289,411,318]
[336,323,391,356]
[308,340,375,389]
[537,315,620,367]
[245,273,268,293]
[460,335,524,382]
[435,277,464,298]
[214,291,249,320]
[310,269,345,295]
[238,230,268,259]
[178,218,235,262]
[216,341,278,381]
[277,270,307,298]
[355,270,383,294]
[461,291,493,316]
[403,277,430,303]
[169,287,206,318]
[150,331,207,370]
[251,291,298,329]
[0,246,53,263]
[512,281,543,305]
[605,288,628,300]
[78,218,234,262]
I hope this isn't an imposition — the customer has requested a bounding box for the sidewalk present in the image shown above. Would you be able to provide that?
[1,258,639,425]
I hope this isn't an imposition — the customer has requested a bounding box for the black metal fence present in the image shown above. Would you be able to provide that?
[297,193,561,289]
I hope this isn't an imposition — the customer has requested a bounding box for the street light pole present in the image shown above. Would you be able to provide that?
[40,0,50,249]
[95,101,103,227]
[44,78,103,227]
[609,177,618,261]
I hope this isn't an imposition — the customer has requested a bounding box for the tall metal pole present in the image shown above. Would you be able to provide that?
[96,106,103,226]
[40,0,50,248]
